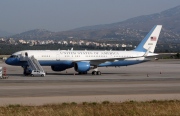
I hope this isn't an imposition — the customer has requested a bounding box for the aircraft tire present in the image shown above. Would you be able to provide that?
[97,71,101,75]
[92,71,96,75]
[31,74,34,77]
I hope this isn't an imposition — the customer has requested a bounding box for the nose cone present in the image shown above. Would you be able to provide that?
[5,58,20,65]
[5,58,11,65]
[5,57,23,66]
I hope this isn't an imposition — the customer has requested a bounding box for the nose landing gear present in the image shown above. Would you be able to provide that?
[23,66,31,76]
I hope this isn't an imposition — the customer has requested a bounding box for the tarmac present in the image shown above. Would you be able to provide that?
[0,59,180,105]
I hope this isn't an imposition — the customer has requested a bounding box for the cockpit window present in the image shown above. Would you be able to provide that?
[10,55,18,58]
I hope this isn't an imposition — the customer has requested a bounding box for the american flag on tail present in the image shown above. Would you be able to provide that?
[150,36,156,41]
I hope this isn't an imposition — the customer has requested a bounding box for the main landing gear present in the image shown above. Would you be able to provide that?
[91,66,101,75]
[92,71,101,75]
[77,66,102,75]
[78,71,101,75]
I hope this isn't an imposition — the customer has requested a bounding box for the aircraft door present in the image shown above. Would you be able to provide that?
[56,54,60,60]
[21,52,25,57]
[25,52,28,57]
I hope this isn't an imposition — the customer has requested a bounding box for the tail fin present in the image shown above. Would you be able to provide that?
[134,25,162,53]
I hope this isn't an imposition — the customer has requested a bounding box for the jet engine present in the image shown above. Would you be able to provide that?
[74,62,90,72]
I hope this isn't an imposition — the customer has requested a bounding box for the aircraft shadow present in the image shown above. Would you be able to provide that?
[46,72,127,75]
[7,72,128,76]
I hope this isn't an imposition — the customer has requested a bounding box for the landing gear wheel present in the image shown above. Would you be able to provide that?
[97,71,101,75]
[92,71,96,75]
[41,74,44,77]
[92,71,101,75]
[23,66,31,76]
[31,74,34,77]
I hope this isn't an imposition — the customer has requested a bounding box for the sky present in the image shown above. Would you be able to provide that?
[0,0,180,34]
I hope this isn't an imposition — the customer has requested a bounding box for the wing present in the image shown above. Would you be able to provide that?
[72,57,136,66]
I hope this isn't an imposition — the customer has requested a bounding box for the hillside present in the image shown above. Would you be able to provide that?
[72,5,180,32]
[12,29,54,40]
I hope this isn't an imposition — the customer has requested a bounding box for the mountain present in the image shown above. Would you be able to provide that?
[0,29,13,37]
[72,5,180,32]
[11,5,180,41]
[54,5,180,41]
[11,29,54,40]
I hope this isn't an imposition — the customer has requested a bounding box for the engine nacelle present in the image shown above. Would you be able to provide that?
[74,62,90,72]
[51,66,67,71]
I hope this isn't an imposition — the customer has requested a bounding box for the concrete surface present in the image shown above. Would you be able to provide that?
[0,59,180,105]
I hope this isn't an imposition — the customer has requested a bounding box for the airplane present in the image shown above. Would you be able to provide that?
[5,25,162,75]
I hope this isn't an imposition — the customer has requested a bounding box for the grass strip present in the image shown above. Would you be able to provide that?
[0,100,179,116]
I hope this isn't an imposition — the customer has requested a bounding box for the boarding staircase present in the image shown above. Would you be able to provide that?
[19,54,44,72]
[26,56,44,72]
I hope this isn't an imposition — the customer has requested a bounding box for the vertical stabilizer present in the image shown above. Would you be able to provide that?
[134,25,162,53]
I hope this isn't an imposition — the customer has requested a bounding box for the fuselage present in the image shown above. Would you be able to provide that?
[5,50,149,67]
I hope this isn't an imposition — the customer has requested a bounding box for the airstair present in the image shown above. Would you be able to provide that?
[26,56,44,72]
[19,54,44,72]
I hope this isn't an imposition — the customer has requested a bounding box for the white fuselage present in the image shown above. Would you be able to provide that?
[13,50,145,62]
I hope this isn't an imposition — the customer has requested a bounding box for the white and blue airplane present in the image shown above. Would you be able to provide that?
[5,25,162,75]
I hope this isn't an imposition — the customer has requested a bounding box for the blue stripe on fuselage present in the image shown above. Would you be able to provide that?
[39,60,74,66]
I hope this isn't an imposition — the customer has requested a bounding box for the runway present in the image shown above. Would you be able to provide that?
[0,59,180,105]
